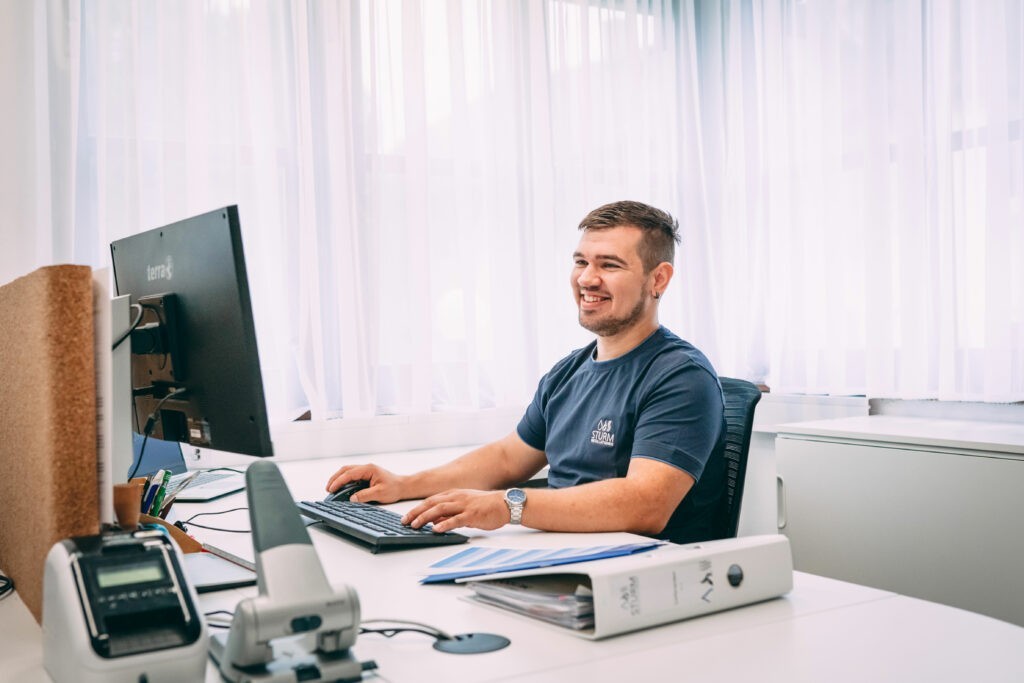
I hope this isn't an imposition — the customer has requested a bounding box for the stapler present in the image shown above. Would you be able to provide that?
[209,461,373,682]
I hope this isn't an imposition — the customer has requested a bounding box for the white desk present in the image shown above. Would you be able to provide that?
[3,447,1024,682]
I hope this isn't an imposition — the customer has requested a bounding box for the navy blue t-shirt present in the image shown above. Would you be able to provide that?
[516,326,726,544]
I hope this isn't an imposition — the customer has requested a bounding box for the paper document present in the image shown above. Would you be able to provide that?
[183,552,256,593]
[469,576,595,630]
[421,541,664,584]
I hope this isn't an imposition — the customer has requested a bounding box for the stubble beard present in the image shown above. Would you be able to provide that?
[578,295,648,337]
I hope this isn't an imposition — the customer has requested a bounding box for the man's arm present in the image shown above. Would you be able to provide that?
[325,431,548,504]
[402,456,695,535]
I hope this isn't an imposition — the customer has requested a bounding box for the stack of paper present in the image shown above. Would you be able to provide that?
[468,576,595,630]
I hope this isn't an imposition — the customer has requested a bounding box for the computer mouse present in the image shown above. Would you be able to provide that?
[325,480,371,503]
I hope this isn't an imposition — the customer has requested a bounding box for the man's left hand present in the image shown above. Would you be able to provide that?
[401,489,509,533]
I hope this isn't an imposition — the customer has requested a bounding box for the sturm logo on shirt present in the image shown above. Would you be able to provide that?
[591,418,615,447]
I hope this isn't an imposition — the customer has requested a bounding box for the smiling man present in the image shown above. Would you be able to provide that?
[326,201,726,544]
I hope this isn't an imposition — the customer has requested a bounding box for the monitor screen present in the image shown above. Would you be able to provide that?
[110,205,273,458]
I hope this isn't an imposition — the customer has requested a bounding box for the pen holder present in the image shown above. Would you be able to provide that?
[113,480,145,530]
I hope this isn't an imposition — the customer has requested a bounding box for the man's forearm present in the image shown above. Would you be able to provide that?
[403,438,536,498]
[517,466,693,536]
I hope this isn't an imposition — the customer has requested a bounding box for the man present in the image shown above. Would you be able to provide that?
[326,200,726,544]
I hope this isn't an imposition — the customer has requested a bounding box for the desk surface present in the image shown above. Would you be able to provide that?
[3,447,1024,683]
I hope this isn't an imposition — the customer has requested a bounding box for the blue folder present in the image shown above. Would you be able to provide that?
[420,541,664,584]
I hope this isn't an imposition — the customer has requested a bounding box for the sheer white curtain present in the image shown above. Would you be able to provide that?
[678,0,1024,402]
[8,0,1022,421]
[16,0,682,423]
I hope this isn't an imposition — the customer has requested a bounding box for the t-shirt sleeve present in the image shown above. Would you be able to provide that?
[516,377,549,452]
[630,362,724,481]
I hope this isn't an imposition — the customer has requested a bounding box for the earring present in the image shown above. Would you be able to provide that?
[653,292,661,299]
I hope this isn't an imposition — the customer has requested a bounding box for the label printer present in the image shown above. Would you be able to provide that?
[42,528,208,683]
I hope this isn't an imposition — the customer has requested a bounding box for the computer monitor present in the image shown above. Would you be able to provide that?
[110,205,273,459]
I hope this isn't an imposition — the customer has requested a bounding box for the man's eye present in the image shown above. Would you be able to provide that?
[574,260,587,267]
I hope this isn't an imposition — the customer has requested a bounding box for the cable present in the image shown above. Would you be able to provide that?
[359,619,455,642]
[126,386,189,481]
[207,467,245,475]
[111,303,145,351]
[127,432,151,482]
[181,507,249,524]
[182,507,249,525]
[175,507,322,534]
[183,522,252,533]
[204,609,234,629]
[0,572,13,601]
[201,609,457,643]
[178,507,251,533]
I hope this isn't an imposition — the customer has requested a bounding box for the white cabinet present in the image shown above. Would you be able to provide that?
[776,416,1024,627]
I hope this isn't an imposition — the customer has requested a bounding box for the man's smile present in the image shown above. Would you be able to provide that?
[579,291,610,310]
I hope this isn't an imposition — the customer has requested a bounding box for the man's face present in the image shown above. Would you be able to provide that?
[571,226,653,337]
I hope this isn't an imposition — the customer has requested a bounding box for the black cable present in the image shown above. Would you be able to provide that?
[177,507,251,533]
[204,609,234,629]
[0,572,14,601]
[126,386,189,481]
[183,522,252,533]
[127,432,152,483]
[359,619,454,642]
[360,626,447,640]
[181,507,249,524]
[111,303,145,351]
[175,507,320,534]
[205,609,235,618]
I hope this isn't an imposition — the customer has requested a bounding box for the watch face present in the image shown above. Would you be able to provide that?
[506,489,527,504]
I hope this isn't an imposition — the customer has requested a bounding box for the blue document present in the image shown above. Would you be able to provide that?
[421,541,664,584]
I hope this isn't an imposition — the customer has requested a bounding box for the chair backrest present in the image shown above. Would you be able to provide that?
[718,377,763,538]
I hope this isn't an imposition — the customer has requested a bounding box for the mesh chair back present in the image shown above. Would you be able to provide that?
[718,377,763,538]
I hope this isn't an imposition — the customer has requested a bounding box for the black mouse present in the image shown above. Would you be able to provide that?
[325,480,371,503]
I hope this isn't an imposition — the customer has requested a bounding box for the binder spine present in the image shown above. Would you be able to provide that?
[589,536,794,639]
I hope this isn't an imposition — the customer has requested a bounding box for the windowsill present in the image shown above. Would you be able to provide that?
[183,394,1024,468]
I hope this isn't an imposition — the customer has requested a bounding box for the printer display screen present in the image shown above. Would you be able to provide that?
[95,559,166,589]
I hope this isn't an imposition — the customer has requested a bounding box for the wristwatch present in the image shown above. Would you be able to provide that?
[504,488,527,525]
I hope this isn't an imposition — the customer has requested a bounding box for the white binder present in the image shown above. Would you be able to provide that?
[461,534,794,640]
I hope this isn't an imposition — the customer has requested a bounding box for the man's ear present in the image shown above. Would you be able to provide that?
[652,262,674,295]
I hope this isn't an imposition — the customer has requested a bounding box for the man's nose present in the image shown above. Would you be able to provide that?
[577,264,600,287]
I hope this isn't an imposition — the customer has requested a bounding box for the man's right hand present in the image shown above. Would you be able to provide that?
[326,464,408,504]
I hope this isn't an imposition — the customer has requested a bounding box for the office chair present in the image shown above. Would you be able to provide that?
[717,377,763,538]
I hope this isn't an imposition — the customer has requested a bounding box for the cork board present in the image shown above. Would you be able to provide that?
[0,265,100,623]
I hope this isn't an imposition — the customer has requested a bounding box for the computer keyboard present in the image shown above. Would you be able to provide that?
[166,469,231,496]
[296,500,469,553]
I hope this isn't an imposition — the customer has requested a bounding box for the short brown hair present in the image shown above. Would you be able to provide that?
[578,200,680,272]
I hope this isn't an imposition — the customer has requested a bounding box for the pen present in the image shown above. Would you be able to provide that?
[150,470,172,517]
[141,469,164,514]
[137,474,153,512]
